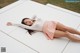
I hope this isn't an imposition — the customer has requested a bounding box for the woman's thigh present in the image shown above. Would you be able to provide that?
[56,22,68,32]
[54,30,67,38]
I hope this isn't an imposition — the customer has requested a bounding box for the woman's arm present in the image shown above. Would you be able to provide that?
[32,15,41,21]
[6,22,35,30]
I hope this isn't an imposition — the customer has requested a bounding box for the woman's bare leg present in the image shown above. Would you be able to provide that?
[56,22,80,35]
[54,30,66,38]
[54,30,80,42]
[66,32,80,42]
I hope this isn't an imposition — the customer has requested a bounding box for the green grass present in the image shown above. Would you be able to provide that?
[33,0,80,13]
[48,0,80,13]
[0,0,17,8]
[0,0,80,13]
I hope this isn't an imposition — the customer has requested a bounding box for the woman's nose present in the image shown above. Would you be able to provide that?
[28,21,31,23]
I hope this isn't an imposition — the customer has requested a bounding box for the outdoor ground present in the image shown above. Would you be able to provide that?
[0,0,80,13]
[33,0,80,13]
[0,0,17,8]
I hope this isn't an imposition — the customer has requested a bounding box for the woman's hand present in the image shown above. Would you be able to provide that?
[7,22,13,26]
[32,15,37,20]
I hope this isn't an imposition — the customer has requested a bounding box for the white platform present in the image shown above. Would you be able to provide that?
[0,31,37,53]
[46,3,80,53]
[0,0,80,53]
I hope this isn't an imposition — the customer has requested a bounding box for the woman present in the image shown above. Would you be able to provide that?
[7,16,80,42]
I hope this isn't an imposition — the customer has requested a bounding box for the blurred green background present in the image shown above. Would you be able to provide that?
[33,0,80,13]
[0,0,80,13]
[0,0,17,8]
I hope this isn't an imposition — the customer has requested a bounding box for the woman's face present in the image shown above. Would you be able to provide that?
[23,19,33,26]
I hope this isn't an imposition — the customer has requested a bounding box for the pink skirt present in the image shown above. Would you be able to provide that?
[42,21,58,40]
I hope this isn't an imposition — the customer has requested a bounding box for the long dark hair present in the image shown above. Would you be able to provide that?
[21,18,35,35]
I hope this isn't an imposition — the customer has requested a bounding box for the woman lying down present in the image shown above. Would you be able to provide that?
[7,16,80,42]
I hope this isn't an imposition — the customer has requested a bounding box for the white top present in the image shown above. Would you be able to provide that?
[12,17,45,31]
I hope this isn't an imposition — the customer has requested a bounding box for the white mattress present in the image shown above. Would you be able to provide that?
[0,1,80,53]
[0,31,37,53]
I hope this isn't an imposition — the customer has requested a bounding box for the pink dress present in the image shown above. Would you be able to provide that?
[42,21,58,40]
